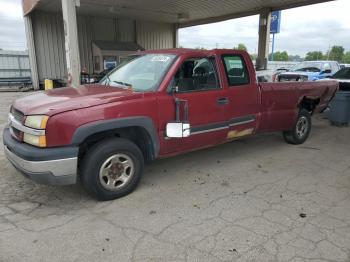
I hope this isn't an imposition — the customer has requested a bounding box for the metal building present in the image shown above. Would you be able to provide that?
[23,0,333,89]
[0,50,31,78]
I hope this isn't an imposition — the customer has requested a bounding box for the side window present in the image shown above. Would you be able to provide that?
[174,57,219,92]
[222,55,250,86]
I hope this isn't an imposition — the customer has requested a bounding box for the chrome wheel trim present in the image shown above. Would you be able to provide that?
[99,153,134,191]
[296,116,308,138]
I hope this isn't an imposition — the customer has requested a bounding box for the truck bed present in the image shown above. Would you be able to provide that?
[257,80,338,132]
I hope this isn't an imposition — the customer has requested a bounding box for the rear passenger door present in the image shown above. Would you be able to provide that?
[220,54,260,139]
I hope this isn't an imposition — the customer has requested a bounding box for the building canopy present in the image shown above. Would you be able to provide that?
[24,0,333,27]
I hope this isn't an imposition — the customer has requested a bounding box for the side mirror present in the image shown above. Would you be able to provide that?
[323,69,332,74]
[166,122,190,138]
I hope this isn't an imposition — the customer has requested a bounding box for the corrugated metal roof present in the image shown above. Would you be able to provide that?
[93,41,144,51]
[24,0,334,27]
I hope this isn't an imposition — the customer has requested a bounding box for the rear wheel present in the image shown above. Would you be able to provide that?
[283,109,311,145]
[80,138,144,201]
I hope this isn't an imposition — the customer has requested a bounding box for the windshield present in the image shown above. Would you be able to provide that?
[100,54,176,92]
[291,62,323,72]
[332,67,350,79]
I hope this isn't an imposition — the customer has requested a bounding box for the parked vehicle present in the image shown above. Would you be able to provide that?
[3,49,338,200]
[81,69,113,84]
[277,61,340,82]
[328,67,350,91]
[340,64,350,69]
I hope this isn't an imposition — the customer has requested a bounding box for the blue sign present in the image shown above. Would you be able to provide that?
[270,11,281,34]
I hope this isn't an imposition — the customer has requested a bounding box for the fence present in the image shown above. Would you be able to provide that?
[0,50,31,78]
[267,61,297,71]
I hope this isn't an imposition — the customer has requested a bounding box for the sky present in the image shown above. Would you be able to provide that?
[0,0,26,50]
[0,0,349,56]
[179,0,350,56]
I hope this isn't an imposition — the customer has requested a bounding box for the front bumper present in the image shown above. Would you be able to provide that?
[3,128,79,185]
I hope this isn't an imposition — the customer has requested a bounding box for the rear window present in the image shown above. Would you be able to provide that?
[222,55,250,86]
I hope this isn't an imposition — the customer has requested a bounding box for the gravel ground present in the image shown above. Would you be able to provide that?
[0,91,349,262]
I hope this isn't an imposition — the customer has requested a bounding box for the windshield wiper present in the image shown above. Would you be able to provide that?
[104,74,111,86]
[113,81,132,87]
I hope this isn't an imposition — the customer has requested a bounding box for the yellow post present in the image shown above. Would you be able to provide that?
[44,79,53,90]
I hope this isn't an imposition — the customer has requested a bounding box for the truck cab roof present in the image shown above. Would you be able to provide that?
[140,48,248,56]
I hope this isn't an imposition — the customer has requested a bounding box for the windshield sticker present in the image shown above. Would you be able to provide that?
[151,56,170,62]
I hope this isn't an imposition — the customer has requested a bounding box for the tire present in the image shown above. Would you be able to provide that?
[283,109,312,145]
[80,138,144,201]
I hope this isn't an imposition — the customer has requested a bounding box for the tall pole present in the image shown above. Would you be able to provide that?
[271,33,275,61]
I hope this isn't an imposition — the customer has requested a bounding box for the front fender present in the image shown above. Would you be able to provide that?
[71,116,159,158]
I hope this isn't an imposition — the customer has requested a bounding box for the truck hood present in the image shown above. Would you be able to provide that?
[13,84,143,116]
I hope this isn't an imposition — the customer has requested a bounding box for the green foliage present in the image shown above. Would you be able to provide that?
[343,52,350,64]
[327,46,345,62]
[250,53,257,61]
[269,51,289,61]
[305,51,324,61]
[234,43,247,51]
[288,55,302,62]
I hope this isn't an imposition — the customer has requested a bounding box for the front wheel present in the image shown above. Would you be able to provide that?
[80,138,144,201]
[283,109,311,145]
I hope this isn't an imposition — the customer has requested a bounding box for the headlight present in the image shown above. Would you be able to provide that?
[23,133,46,147]
[25,115,49,129]
[23,115,48,147]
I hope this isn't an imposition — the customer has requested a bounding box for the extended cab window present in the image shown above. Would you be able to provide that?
[173,57,219,92]
[222,55,250,86]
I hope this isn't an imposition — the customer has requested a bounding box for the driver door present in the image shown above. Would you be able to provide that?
[158,56,230,155]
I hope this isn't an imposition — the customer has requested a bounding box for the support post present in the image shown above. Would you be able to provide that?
[24,16,39,90]
[256,8,271,70]
[61,0,81,87]
[173,23,179,48]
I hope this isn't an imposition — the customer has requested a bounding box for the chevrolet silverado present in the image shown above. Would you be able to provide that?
[3,49,338,200]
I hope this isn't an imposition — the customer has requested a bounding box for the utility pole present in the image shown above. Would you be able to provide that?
[327,45,331,60]
[271,33,276,61]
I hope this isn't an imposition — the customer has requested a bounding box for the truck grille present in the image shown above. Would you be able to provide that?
[11,107,25,123]
[278,74,306,82]
[10,126,22,141]
[9,107,25,141]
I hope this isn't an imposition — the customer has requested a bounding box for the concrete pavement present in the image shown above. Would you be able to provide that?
[0,92,349,262]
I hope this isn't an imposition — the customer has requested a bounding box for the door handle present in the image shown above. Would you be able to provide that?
[217,97,229,105]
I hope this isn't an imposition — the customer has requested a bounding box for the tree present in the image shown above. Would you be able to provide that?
[342,51,350,64]
[234,43,247,51]
[250,53,257,61]
[305,51,324,61]
[269,51,289,61]
[288,55,302,62]
[327,45,345,62]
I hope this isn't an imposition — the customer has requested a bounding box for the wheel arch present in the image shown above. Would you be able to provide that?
[72,117,159,162]
[299,96,320,114]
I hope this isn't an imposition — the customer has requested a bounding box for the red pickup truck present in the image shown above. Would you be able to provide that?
[4,49,338,200]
